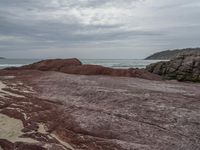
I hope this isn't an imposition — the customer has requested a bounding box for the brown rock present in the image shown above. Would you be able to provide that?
[5,58,161,81]
[0,70,200,150]
[20,58,82,71]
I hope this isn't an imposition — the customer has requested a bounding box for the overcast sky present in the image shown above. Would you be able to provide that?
[0,0,200,59]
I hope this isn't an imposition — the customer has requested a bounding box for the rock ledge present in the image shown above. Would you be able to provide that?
[146,52,200,82]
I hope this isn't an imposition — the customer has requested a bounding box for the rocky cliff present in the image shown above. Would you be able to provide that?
[145,48,200,60]
[146,52,200,82]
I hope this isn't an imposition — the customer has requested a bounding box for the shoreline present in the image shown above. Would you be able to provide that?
[0,58,163,70]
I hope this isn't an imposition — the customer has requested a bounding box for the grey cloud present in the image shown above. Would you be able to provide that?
[0,0,200,58]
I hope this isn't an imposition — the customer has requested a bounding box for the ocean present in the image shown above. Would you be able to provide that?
[0,59,163,69]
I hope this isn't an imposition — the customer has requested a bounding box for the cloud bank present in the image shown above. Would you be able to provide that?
[0,0,200,58]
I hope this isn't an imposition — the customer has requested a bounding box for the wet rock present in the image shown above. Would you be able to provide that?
[146,52,200,82]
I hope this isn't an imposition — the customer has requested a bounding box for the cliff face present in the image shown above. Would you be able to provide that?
[145,48,200,60]
[146,52,200,82]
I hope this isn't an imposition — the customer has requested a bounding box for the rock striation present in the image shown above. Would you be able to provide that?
[146,52,200,82]
[5,58,161,81]
[0,70,200,149]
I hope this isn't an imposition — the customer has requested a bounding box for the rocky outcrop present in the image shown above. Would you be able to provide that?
[145,48,200,60]
[0,70,200,149]
[20,58,82,71]
[5,58,161,81]
[146,52,200,82]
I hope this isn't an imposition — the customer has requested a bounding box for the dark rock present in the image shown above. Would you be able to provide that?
[14,142,46,150]
[146,52,200,82]
[0,140,46,150]
[0,139,14,150]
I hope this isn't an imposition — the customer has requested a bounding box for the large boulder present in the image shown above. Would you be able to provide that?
[146,52,200,82]
[5,58,161,81]
[20,58,82,71]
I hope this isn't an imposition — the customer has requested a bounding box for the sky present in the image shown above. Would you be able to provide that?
[0,0,200,59]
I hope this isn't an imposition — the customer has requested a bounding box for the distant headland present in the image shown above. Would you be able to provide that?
[0,57,5,59]
[145,48,200,60]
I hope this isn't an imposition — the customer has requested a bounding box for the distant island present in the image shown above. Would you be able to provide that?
[145,48,200,60]
[0,57,5,59]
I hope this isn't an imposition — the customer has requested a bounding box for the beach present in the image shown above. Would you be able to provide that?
[1,0,200,149]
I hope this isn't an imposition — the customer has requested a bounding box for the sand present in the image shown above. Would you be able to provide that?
[51,133,75,150]
[37,123,75,150]
[0,78,34,143]
[0,81,24,98]
[0,113,37,143]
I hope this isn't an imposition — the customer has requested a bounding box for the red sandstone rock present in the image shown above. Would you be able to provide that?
[0,70,200,150]
[21,58,82,71]
[5,58,161,80]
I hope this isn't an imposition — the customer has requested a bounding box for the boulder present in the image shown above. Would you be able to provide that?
[20,58,82,71]
[146,52,200,82]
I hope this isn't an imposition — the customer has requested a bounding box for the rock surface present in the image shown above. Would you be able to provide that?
[5,58,161,81]
[146,52,200,82]
[0,70,200,149]
[21,58,82,71]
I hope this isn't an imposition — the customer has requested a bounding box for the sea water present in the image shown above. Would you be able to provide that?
[0,58,163,69]
[0,59,40,69]
[81,59,163,69]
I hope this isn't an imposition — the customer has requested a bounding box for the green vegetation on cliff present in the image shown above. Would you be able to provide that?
[146,48,200,60]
